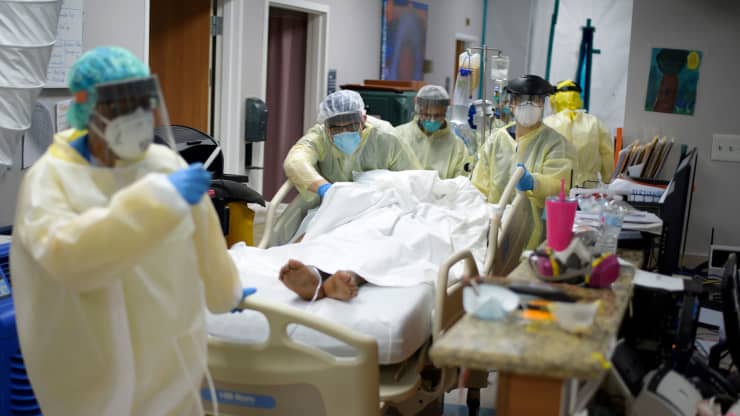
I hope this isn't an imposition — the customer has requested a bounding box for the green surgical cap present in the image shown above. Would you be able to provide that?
[67,46,150,129]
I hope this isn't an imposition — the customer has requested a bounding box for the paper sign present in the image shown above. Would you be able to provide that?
[46,0,84,87]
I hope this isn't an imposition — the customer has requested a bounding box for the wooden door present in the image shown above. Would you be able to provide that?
[263,7,308,200]
[149,0,212,133]
[454,40,466,78]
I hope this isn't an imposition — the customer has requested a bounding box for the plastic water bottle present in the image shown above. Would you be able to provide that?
[596,203,624,255]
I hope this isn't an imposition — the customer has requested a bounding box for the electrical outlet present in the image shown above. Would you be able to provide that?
[712,134,740,162]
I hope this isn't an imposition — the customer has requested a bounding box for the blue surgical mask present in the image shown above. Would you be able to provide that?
[421,119,442,133]
[333,131,361,155]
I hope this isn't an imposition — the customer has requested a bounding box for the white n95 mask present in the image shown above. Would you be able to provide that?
[514,103,543,127]
[91,108,155,160]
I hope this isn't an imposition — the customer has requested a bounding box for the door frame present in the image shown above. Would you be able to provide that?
[454,32,479,87]
[214,0,328,195]
[271,0,329,132]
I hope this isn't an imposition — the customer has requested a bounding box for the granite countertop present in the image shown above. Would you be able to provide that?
[429,261,634,380]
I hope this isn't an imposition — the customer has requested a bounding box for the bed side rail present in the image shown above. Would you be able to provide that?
[211,295,378,363]
[208,296,380,416]
[433,249,480,342]
[258,180,293,249]
[483,166,525,276]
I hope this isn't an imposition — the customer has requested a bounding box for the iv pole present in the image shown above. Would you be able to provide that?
[467,45,502,148]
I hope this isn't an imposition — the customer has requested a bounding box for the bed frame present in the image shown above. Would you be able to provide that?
[205,168,526,415]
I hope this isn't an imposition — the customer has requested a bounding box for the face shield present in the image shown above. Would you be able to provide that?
[416,102,448,121]
[510,94,547,108]
[551,82,583,113]
[416,102,447,133]
[324,111,363,155]
[324,111,363,136]
[88,75,175,160]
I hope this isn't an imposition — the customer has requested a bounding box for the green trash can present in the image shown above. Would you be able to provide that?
[342,86,417,127]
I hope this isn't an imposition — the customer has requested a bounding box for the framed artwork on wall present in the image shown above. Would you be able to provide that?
[644,48,702,115]
[380,0,428,81]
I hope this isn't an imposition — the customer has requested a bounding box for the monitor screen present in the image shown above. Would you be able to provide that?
[712,249,740,270]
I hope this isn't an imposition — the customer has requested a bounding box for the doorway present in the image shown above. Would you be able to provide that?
[149,0,213,133]
[262,7,308,200]
[214,0,327,192]
[455,39,466,78]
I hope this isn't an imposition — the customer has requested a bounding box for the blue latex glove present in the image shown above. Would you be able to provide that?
[168,163,212,205]
[515,163,535,191]
[317,183,332,198]
[231,287,257,313]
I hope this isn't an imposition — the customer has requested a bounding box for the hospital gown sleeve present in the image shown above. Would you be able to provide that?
[387,134,422,171]
[16,173,192,292]
[531,140,574,203]
[450,139,469,177]
[284,125,326,197]
[471,139,492,198]
[191,199,243,313]
[598,121,615,182]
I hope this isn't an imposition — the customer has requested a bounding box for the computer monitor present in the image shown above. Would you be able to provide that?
[656,148,696,275]
[708,254,740,370]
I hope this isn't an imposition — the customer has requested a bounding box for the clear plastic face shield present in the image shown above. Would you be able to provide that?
[325,111,363,155]
[324,111,363,137]
[509,94,546,108]
[416,99,449,122]
[88,75,175,161]
[416,100,448,134]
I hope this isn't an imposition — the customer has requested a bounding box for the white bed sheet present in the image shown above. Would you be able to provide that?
[207,278,434,365]
[207,170,494,364]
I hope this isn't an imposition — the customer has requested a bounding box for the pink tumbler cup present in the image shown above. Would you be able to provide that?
[546,196,577,251]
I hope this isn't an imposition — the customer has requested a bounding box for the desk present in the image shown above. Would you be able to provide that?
[430,262,634,415]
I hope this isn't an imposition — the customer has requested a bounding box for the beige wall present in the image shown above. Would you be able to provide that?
[623,0,740,255]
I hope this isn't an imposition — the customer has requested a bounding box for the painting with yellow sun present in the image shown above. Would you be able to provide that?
[644,48,702,115]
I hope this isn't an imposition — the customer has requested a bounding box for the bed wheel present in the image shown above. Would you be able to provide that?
[467,387,480,416]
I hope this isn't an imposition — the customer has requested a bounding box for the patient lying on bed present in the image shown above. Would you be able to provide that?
[231,170,493,302]
[279,259,365,301]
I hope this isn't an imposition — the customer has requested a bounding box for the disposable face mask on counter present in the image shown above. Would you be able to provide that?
[463,284,520,320]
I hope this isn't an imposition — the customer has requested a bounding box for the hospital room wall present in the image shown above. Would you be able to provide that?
[0,0,149,228]
[423,0,534,97]
[483,0,534,91]
[623,0,740,256]
[238,0,526,193]
[423,0,483,90]
[528,0,633,137]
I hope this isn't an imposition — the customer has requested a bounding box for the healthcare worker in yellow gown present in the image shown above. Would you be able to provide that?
[394,84,470,179]
[544,80,614,187]
[275,90,421,244]
[10,46,253,416]
[471,74,575,250]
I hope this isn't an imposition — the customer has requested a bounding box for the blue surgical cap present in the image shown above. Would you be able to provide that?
[67,46,150,129]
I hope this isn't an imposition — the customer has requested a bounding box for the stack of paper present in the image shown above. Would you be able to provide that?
[612,136,674,181]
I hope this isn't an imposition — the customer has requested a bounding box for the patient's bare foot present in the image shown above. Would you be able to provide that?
[279,259,324,301]
[323,271,360,301]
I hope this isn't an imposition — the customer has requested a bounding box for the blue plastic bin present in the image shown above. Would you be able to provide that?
[0,242,42,416]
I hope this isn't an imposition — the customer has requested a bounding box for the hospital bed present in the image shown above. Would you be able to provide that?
[205,168,529,415]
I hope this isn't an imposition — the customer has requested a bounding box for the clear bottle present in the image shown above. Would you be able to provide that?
[596,201,624,255]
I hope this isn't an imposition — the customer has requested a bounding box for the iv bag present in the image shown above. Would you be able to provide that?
[451,51,480,124]
[489,55,510,82]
